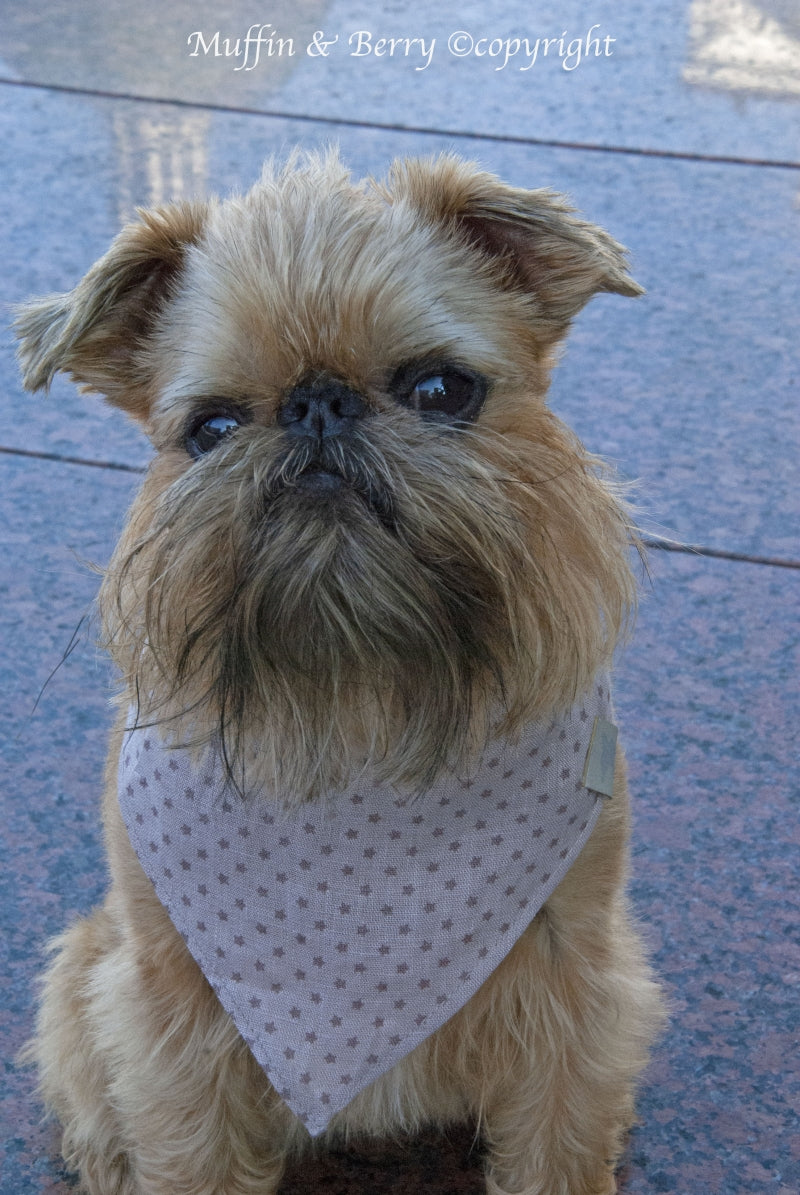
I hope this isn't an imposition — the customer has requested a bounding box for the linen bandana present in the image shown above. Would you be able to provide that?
[118,676,614,1135]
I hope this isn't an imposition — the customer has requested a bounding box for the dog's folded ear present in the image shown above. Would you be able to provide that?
[386,155,643,335]
[15,200,208,418]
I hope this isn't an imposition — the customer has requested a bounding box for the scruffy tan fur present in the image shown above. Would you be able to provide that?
[18,151,664,1194]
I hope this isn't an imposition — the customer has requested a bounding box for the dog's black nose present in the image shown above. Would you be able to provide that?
[277,378,367,441]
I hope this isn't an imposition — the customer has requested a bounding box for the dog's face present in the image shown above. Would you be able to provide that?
[17,152,641,801]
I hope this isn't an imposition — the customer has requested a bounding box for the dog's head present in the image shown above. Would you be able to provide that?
[17,151,641,801]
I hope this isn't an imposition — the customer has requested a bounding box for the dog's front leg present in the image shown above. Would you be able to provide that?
[31,757,296,1195]
[104,922,295,1193]
[478,916,631,1195]
[476,801,662,1195]
[34,890,295,1195]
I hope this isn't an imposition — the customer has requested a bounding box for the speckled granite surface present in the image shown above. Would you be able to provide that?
[1,4,798,1193]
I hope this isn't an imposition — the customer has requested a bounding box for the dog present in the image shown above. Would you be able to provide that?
[17,151,664,1195]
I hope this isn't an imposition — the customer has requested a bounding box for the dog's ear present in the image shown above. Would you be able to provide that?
[15,200,209,420]
[385,155,643,336]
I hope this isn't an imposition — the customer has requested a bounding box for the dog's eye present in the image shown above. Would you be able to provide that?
[186,412,245,457]
[392,366,487,424]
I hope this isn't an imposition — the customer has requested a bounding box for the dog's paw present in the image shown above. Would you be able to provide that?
[485,1167,617,1195]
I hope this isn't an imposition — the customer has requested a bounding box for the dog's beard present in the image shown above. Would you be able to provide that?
[102,410,633,803]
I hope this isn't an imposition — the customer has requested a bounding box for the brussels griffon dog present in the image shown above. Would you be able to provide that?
[17,151,663,1195]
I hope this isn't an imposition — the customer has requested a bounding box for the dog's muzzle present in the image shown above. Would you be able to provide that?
[266,378,396,529]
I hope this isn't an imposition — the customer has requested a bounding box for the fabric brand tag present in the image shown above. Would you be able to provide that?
[581,716,618,798]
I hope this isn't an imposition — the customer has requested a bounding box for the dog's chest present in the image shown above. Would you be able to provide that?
[118,679,613,1135]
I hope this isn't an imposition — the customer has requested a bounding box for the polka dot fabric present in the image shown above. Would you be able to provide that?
[118,677,613,1135]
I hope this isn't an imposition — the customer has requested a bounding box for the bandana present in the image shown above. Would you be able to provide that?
[118,677,615,1135]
